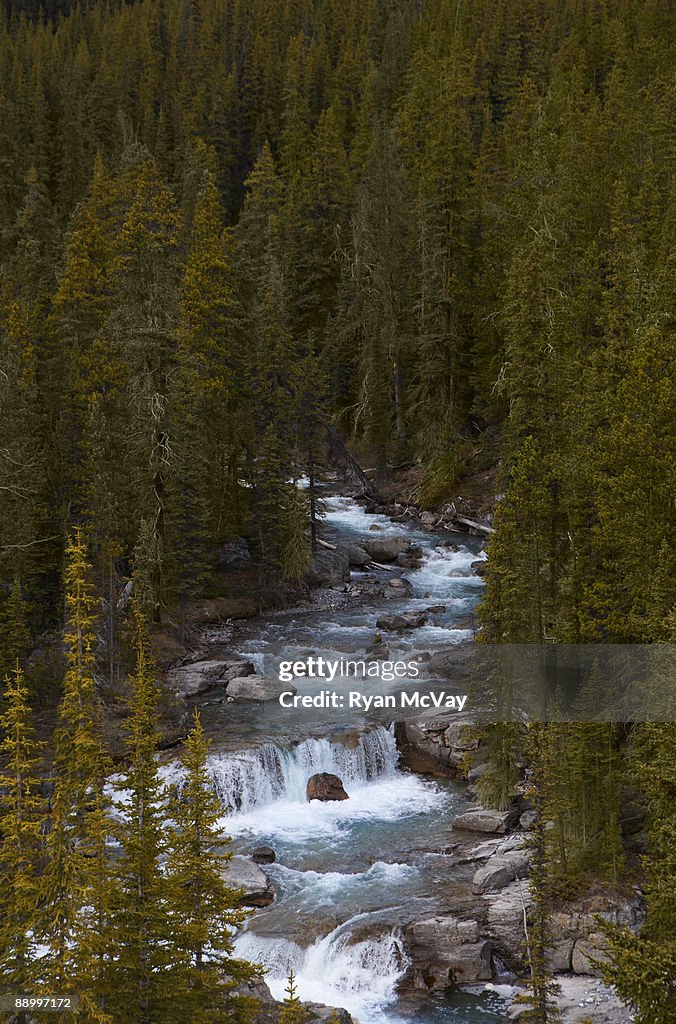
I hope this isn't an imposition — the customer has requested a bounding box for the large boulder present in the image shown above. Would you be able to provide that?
[363,536,410,562]
[394,718,477,774]
[343,544,371,566]
[226,675,294,702]
[404,915,493,991]
[307,772,349,802]
[222,855,275,907]
[483,880,533,968]
[306,547,350,586]
[167,659,255,699]
[472,849,531,894]
[252,845,276,865]
[453,806,521,835]
[546,897,644,976]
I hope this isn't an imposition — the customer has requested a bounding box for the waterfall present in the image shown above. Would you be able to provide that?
[175,726,400,815]
[234,918,409,1017]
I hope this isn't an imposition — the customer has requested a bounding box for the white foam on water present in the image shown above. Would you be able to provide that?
[267,859,418,900]
[409,545,483,598]
[164,727,450,843]
[205,727,397,808]
[220,771,447,842]
[234,919,409,1023]
[410,625,474,643]
[323,497,416,539]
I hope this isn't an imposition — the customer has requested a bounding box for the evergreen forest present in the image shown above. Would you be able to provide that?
[0,1,673,1022]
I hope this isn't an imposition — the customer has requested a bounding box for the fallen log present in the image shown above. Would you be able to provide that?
[451,514,495,535]
[316,537,337,551]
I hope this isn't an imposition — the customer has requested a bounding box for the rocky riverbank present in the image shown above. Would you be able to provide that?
[157,491,638,1024]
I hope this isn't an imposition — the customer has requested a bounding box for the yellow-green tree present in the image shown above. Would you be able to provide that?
[166,709,259,1022]
[0,665,44,1003]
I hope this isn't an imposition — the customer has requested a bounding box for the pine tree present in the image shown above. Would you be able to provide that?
[279,487,311,580]
[40,530,113,1021]
[0,577,30,684]
[514,726,562,1024]
[600,723,676,1024]
[104,614,180,1024]
[279,968,307,1024]
[166,709,259,1022]
[0,665,44,1004]
[172,167,244,602]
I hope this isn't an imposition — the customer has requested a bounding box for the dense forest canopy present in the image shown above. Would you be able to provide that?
[0,1,674,1021]
[0,0,672,636]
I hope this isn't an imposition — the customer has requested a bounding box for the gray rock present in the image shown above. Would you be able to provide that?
[428,644,475,679]
[226,675,294,702]
[366,646,391,660]
[572,934,610,975]
[396,553,423,568]
[376,611,427,631]
[547,938,575,972]
[471,559,488,576]
[222,855,275,907]
[405,915,493,991]
[306,547,350,586]
[443,721,480,754]
[304,1005,355,1024]
[394,718,476,774]
[461,834,526,863]
[168,659,255,699]
[519,809,537,830]
[343,544,371,566]
[467,762,488,784]
[453,807,521,835]
[472,849,531,894]
[363,536,410,562]
[387,577,414,594]
[483,880,533,967]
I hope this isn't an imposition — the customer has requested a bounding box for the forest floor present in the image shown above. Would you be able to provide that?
[375,459,501,523]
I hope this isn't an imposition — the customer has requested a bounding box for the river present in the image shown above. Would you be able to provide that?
[181,495,509,1023]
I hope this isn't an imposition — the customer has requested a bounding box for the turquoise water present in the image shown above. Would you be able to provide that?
[192,496,506,1022]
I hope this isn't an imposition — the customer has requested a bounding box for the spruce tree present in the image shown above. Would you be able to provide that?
[40,530,113,1020]
[514,726,562,1024]
[166,709,259,1022]
[0,577,30,684]
[600,723,676,1024]
[104,614,179,1024]
[279,969,307,1024]
[0,665,44,1003]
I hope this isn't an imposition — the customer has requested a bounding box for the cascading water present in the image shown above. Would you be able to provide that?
[205,727,399,814]
[235,920,409,1021]
[180,496,506,1023]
